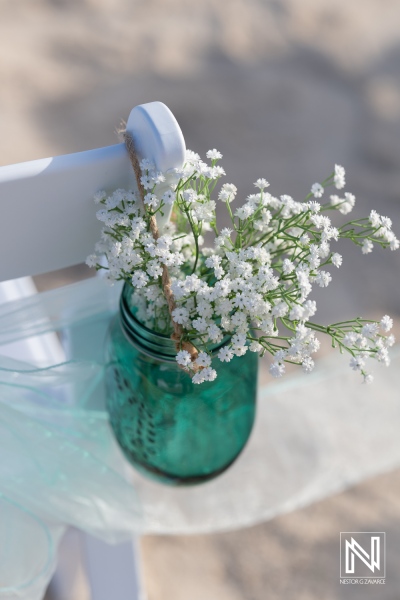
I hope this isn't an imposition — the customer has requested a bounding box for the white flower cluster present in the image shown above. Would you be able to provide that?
[86,163,198,331]
[88,151,398,385]
[344,316,395,383]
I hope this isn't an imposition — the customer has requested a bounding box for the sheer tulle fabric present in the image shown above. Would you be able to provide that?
[0,277,399,598]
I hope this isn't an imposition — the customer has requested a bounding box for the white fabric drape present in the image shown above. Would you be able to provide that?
[0,277,399,598]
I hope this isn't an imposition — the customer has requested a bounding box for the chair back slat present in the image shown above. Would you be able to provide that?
[0,102,185,282]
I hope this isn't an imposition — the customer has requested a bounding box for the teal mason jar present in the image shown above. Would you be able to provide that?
[105,283,258,485]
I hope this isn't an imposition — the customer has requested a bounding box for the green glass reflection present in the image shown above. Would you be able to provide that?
[105,283,258,486]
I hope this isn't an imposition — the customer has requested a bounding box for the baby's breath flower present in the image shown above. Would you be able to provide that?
[274,349,287,362]
[343,192,356,213]
[185,150,200,163]
[140,158,155,171]
[362,322,379,338]
[349,356,365,371]
[381,216,392,229]
[218,346,234,362]
[203,367,217,381]
[195,352,212,368]
[282,258,295,275]
[377,347,391,366]
[235,205,254,219]
[218,183,237,203]
[212,165,226,178]
[162,190,175,205]
[146,260,162,279]
[307,200,321,213]
[192,317,209,333]
[176,350,192,367]
[311,183,324,198]
[206,149,223,160]
[334,164,346,189]
[254,178,270,190]
[208,324,223,342]
[380,315,393,332]
[93,190,106,204]
[331,253,342,268]
[369,210,381,228]
[249,341,263,353]
[362,239,374,254]
[192,366,217,384]
[140,175,153,190]
[390,237,400,251]
[302,357,315,373]
[219,227,232,238]
[315,271,332,288]
[310,214,324,229]
[269,362,285,378]
[386,334,396,347]
[131,270,149,289]
[330,193,355,215]
[300,233,310,246]
[86,254,98,267]
[172,307,190,325]
[144,193,159,209]
[191,371,204,384]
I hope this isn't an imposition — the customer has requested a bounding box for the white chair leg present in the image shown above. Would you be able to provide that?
[63,288,145,600]
[82,534,144,600]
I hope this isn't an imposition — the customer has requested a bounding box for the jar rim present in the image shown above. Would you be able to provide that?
[121,282,177,342]
[119,282,230,362]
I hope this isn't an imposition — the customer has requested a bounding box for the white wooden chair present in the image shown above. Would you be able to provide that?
[0,101,186,600]
[2,99,400,600]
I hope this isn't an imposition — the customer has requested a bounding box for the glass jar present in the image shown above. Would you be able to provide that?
[105,283,258,485]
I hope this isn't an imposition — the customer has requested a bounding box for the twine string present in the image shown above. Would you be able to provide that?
[123,131,199,367]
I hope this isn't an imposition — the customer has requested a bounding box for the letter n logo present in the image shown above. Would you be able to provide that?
[345,536,380,573]
[340,532,385,579]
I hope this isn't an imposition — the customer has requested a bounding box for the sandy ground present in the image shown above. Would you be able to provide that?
[141,469,400,600]
[2,0,400,598]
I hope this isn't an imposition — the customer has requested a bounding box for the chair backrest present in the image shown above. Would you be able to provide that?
[0,101,186,282]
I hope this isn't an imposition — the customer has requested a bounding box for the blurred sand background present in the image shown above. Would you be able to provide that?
[1,0,400,598]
